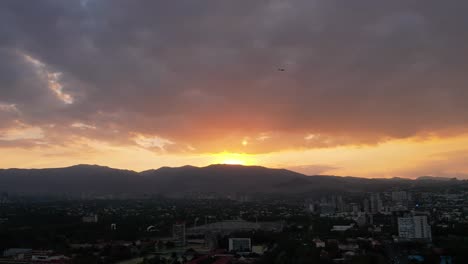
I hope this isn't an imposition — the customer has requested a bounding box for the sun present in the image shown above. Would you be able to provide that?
[222,158,246,165]
[213,152,255,165]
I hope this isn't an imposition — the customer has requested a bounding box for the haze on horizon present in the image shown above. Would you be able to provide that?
[1,1,468,179]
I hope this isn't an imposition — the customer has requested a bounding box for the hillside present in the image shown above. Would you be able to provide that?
[0,164,465,196]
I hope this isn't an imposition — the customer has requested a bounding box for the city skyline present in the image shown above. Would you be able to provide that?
[1,1,468,178]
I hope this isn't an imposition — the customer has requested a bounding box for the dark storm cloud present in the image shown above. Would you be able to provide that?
[1,0,468,153]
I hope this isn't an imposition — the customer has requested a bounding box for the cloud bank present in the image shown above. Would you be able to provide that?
[1,0,468,154]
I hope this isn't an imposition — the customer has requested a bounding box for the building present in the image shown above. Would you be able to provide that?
[337,196,345,213]
[331,224,354,232]
[173,222,186,247]
[3,248,32,259]
[187,219,284,235]
[392,191,408,202]
[0,192,9,204]
[319,203,336,215]
[228,238,251,253]
[31,251,69,263]
[351,203,360,214]
[234,193,251,203]
[204,232,219,250]
[313,239,326,248]
[338,243,359,251]
[398,215,432,241]
[3,249,69,263]
[252,245,267,255]
[363,199,370,213]
[413,216,431,240]
[370,194,383,213]
[354,215,367,227]
[82,214,98,223]
[307,203,317,213]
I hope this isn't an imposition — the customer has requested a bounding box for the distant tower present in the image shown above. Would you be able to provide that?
[205,232,218,250]
[363,199,370,213]
[0,192,8,204]
[392,191,408,202]
[337,196,345,212]
[370,193,383,213]
[173,222,186,247]
[398,215,431,241]
[330,196,337,208]
[82,214,98,223]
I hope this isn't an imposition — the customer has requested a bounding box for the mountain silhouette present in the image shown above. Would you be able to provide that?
[0,164,465,196]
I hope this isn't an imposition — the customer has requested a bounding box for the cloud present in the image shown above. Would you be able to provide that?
[257,133,271,141]
[0,0,467,154]
[0,122,44,141]
[0,103,19,113]
[21,53,74,104]
[133,134,175,152]
[71,122,96,130]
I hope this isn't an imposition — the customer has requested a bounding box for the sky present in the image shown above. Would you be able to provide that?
[1,1,468,178]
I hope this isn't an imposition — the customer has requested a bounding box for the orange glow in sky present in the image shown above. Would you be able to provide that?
[2,1,468,179]
[212,152,255,165]
[1,133,468,178]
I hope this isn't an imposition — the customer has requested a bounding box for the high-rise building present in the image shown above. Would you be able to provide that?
[82,214,98,223]
[229,238,251,252]
[363,199,370,213]
[336,196,345,212]
[392,191,408,202]
[0,192,8,204]
[204,232,218,250]
[307,203,317,213]
[398,215,431,241]
[173,222,186,247]
[330,196,337,209]
[370,193,383,213]
[319,203,336,215]
[235,193,251,203]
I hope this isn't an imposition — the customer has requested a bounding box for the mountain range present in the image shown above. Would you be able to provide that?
[0,164,465,197]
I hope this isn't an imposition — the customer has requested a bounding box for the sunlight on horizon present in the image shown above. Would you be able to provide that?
[212,152,256,166]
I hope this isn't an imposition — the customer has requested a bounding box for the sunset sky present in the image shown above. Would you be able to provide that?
[1,1,468,178]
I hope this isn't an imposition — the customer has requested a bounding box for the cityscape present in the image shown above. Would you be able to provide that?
[2,0,468,263]
[1,170,467,263]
